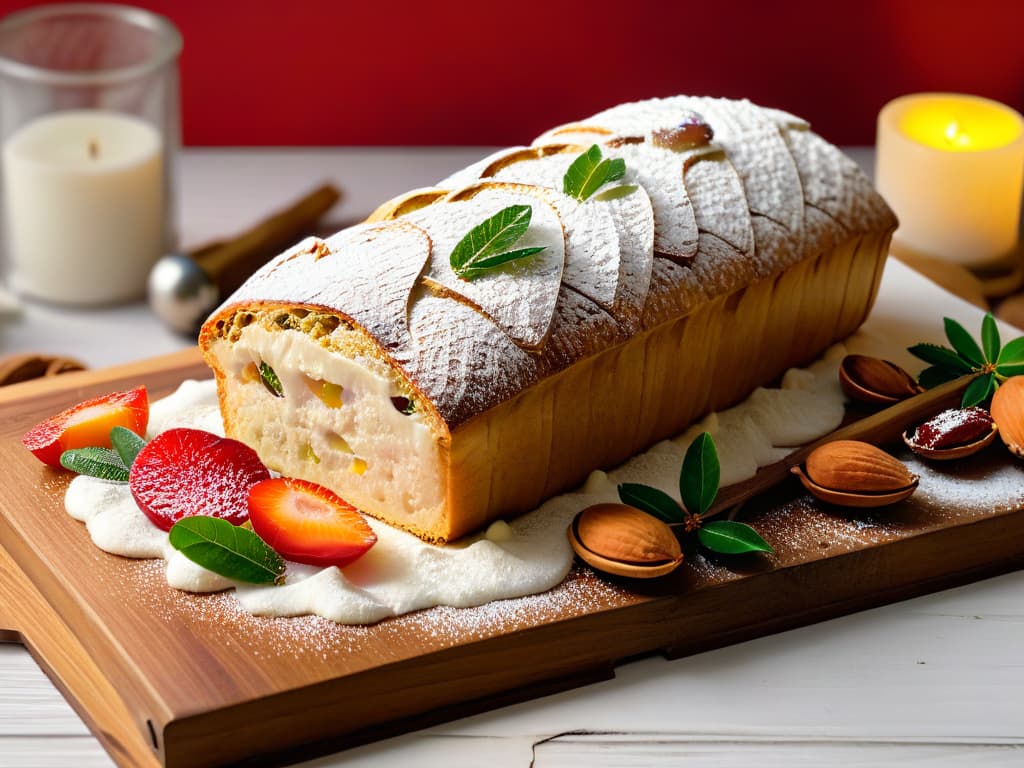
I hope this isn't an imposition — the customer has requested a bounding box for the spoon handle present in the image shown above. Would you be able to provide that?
[707,374,976,517]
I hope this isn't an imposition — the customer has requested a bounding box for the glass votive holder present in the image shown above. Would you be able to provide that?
[0,3,181,305]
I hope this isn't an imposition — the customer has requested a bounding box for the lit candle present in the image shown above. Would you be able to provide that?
[875,93,1024,267]
[2,110,164,304]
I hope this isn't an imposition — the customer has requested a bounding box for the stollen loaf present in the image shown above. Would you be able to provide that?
[199,96,896,542]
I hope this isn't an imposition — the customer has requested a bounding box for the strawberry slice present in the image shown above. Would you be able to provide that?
[23,385,149,467]
[248,478,377,568]
[130,428,270,531]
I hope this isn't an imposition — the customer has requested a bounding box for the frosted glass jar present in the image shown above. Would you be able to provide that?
[0,4,181,305]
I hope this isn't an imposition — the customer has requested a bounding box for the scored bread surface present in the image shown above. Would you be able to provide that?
[200,95,896,542]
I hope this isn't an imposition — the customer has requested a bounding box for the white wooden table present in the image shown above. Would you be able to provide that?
[2,148,1023,767]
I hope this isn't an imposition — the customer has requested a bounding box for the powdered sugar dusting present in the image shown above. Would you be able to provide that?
[130,558,636,660]
[398,287,541,428]
[779,126,897,236]
[608,142,705,260]
[207,96,893,436]
[685,153,755,262]
[436,146,530,189]
[533,96,706,145]
[484,150,656,330]
[528,185,622,311]
[684,97,805,245]
[216,221,433,352]
[403,190,565,349]
[911,454,1024,513]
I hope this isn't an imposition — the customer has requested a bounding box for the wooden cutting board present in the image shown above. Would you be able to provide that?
[2,348,1024,768]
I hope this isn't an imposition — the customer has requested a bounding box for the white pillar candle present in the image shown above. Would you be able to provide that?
[2,109,164,304]
[875,93,1024,268]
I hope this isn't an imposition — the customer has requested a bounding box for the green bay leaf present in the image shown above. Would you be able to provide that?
[563,145,627,202]
[996,362,1024,379]
[944,317,984,367]
[110,426,146,468]
[917,364,960,390]
[449,204,544,279]
[697,520,773,555]
[581,159,616,201]
[962,371,995,407]
[169,516,285,585]
[605,157,626,183]
[60,447,129,482]
[563,144,603,200]
[594,184,638,201]
[907,343,973,374]
[458,246,546,277]
[997,335,1024,367]
[617,483,684,524]
[681,432,719,517]
[981,313,1001,363]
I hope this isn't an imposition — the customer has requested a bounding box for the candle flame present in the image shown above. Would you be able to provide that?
[943,121,972,149]
[898,96,1022,152]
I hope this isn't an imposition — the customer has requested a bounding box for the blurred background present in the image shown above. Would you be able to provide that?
[1,0,1022,148]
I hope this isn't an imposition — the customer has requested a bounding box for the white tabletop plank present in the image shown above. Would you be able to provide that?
[2,147,1023,768]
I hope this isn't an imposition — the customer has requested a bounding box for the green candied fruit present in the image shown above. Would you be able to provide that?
[391,396,416,415]
[259,362,284,398]
[304,444,320,464]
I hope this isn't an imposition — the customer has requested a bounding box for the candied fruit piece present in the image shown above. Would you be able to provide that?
[912,406,993,449]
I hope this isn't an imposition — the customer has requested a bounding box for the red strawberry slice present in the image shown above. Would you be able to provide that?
[248,478,377,568]
[23,385,149,467]
[130,428,270,531]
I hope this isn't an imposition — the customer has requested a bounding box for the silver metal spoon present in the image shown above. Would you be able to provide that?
[147,183,341,335]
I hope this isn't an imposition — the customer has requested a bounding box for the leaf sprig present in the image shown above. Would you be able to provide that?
[908,313,1024,407]
[618,433,773,556]
[61,425,288,585]
[449,204,547,280]
[169,515,286,585]
[60,426,147,482]
[563,144,626,202]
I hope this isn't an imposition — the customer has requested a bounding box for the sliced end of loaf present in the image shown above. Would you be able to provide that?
[199,305,458,542]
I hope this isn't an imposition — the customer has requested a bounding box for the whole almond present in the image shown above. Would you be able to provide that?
[990,376,1024,458]
[805,440,915,492]
[576,503,682,565]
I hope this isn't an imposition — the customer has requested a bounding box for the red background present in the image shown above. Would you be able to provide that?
[1,0,1022,147]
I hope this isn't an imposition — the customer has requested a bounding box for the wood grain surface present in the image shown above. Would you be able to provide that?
[1,349,1023,767]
